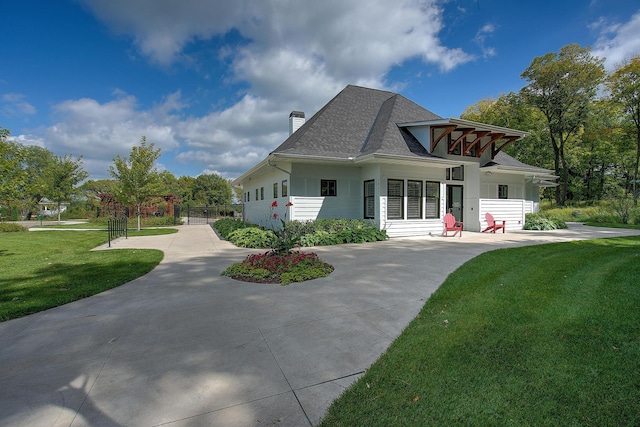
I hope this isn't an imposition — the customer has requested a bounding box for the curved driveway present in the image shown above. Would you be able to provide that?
[1,224,639,426]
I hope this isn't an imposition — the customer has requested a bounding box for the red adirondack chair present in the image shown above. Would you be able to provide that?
[482,212,505,233]
[442,213,463,237]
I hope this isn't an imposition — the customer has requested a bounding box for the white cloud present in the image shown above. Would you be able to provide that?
[43,0,473,179]
[592,12,640,69]
[473,23,497,59]
[1,93,36,117]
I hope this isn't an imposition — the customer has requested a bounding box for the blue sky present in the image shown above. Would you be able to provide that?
[2,0,639,180]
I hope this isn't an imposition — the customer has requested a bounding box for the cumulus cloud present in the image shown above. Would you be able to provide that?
[38,0,472,179]
[592,11,640,69]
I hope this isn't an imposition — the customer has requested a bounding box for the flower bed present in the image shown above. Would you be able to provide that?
[221,251,334,285]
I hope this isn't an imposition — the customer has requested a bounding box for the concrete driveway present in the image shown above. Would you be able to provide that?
[1,223,639,426]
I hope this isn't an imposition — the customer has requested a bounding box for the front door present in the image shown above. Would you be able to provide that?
[447,185,463,222]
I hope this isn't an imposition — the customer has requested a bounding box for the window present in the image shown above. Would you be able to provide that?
[282,180,288,197]
[321,179,337,196]
[446,166,464,181]
[407,180,422,219]
[246,192,250,202]
[364,180,375,219]
[426,181,440,218]
[260,187,264,200]
[387,179,404,219]
[498,184,508,199]
[255,189,258,201]
[273,182,278,199]
[448,133,461,155]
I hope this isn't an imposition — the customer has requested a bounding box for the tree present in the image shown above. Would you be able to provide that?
[0,128,27,219]
[109,136,161,231]
[21,145,55,219]
[606,55,640,204]
[176,175,196,204]
[521,44,605,205]
[45,154,89,223]
[192,173,232,206]
[572,100,624,201]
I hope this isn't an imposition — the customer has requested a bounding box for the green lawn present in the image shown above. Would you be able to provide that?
[0,230,170,321]
[320,236,640,426]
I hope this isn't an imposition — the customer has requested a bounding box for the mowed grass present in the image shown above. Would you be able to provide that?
[0,230,168,321]
[320,236,640,426]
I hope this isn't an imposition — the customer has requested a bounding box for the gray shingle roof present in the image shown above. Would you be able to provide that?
[484,151,550,172]
[273,85,442,159]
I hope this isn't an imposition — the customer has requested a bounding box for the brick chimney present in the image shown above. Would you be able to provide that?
[289,111,305,135]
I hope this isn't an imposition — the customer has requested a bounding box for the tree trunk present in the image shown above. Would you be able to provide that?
[560,145,569,205]
[635,131,640,206]
[550,135,563,206]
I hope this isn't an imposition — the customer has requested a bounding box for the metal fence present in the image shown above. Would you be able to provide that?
[107,216,128,247]
[183,204,242,225]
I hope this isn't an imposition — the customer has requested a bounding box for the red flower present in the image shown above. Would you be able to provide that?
[273,213,279,219]
[285,202,293,207]
[271,200,278,208]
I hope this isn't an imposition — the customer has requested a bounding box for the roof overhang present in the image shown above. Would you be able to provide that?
[399,118,530,158]
[232,153,354,186]
[481,163,558,179]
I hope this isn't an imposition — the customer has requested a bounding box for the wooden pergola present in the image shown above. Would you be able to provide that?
[400,118,529,159]
[97,193,180,218]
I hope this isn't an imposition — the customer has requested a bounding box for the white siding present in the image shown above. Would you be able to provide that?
[479,199,526,231]
[382,219,444,237]
[289,197,325,221]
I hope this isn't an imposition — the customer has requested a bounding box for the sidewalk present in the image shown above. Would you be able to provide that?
[1,223,639,426]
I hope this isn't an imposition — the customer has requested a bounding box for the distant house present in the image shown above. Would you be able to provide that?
[233,85,556,237]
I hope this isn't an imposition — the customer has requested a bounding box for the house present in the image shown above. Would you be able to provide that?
[233,85,556,237]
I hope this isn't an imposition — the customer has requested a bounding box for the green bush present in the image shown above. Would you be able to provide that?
[227,227,276,248]
[212,218,257,239]
[216,218,388,248]
[524,213,567,230]
[0,223,28,232]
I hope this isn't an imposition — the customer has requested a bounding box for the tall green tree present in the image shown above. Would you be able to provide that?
[21,145,55,218]
[572,100,624,200]
[174,175,195,204]
[0,128,27,218]
[521,44,605,205]
[109,136,161,231]
[192,173,232,206]
[45,154,89,223]
[606,55,640,204]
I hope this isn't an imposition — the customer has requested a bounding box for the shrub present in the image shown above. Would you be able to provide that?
[228,227,276,248]
[524,213,567,230]
[212,218,257,239]
[0,223,28,232]
[216,218,387,248]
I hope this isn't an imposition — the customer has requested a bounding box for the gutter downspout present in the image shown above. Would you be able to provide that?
[267,156,291,176]
[267,156,293,219]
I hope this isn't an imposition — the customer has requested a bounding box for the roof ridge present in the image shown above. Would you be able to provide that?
[360,93,398,153]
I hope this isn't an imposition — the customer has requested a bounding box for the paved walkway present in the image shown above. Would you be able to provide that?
[1,224,639,426]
